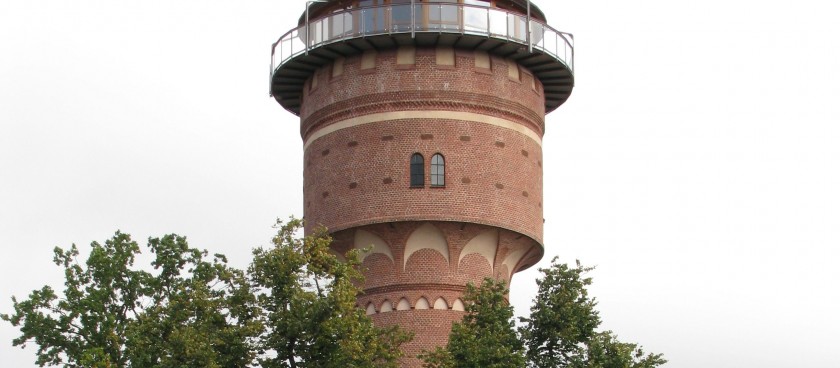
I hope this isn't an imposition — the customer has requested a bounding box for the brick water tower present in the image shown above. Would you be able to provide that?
[270,0,573,365]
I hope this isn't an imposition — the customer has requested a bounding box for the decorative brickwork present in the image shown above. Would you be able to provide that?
[295,46,547,367]
[328,221,541,367]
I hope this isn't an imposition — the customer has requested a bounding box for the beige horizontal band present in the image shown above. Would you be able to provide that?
[303,110,542,150]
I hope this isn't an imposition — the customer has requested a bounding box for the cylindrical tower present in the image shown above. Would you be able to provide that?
[270,1,573,366]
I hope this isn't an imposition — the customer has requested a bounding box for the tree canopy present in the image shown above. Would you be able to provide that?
[250,218,411,368]
[423,258,666,368]
[2,218,409,367]
[420,279,526,368]
[4,220,663,368]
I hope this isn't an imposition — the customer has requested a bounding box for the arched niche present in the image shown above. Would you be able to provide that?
[433,297,448,310]
[452,299,465,312]
[404,223,449,268]
[380,300,393,313]
[459,229,498,271]
[397,298,411,311]
[415,297,430,310]
[502,247,529,277]
[355,229,394,262]
[365,302,376,315]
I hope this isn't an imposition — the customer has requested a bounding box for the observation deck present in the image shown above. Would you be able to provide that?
[270,1,574,115]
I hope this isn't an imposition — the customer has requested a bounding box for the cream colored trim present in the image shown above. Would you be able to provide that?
[474,51,490,69]
[303,110,542,150]
[436,47,455,66]
[397,46,416,65]
[361,50,377,70]
[332,57,345,78]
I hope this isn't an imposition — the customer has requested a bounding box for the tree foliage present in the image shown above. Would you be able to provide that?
[522,259,601,367]
[1,232,259,367]
[421,278,526,368]
[124,234,260,368]
[1,233,144,367]
[250,218,411,368]
[2,217,410,367]
[581,331,667,368]
[522,258,666,368]
[423,258,666,368]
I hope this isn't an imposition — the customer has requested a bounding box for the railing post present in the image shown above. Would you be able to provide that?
[411,0,415,38]
[527,0,532,52]
[486,8,490,36]
[570,34,574,71]
[438,5,442,33]
[270,44,275,96]
[305,3,310,55]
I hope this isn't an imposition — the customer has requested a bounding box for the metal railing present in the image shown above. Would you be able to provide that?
[270,3,573,84]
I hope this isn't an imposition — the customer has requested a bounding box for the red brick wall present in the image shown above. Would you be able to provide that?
[330,221,541,368]
[296,47,547,368]
[300,48,545,133]
[300,48,546,244]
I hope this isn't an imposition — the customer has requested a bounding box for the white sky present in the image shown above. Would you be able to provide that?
[1,0,839,367]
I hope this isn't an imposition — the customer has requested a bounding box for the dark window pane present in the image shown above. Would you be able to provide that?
[411,153,424,187]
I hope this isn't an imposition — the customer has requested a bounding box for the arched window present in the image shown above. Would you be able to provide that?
[410,153,425,187]
[431,153,445,187]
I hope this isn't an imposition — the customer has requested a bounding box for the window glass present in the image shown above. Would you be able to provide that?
[431,154,445,187]
[410,153,425,187]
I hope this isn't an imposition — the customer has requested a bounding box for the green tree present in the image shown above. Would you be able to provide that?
[522,258,666,368]
[581,331,667,368]
[250,218,411,368]
[1,232,261,368]
[124,234,261,367]
[423,257,665,368]
[3,217,410,367]
[421,278,526,368]
[1,232,146,367]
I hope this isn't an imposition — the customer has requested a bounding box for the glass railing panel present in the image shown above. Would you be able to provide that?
[272,3,574,75]
[531,22,545,49]
[507,13,527,42]
[438,4,461,31]
[463,6,488,34]
[488,9,507,37]
[287,28,305,63]
[413,4,423,30]
[308,19,323,47]
[328,12,350,40]
[361,7,387,35]
[427,4,442,30]
[463,0,489,7]
[542,28,558,58]
[391,5,413,32]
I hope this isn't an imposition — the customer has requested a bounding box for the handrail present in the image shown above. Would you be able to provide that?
[270,3,573,88]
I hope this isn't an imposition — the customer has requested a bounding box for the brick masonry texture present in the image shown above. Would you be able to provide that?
[300,48,545,244]
[330,221,541,367]
[296,47,547,368]
[303,117,545,244]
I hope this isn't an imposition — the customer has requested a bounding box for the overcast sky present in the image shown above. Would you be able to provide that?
[2,0,839,367]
